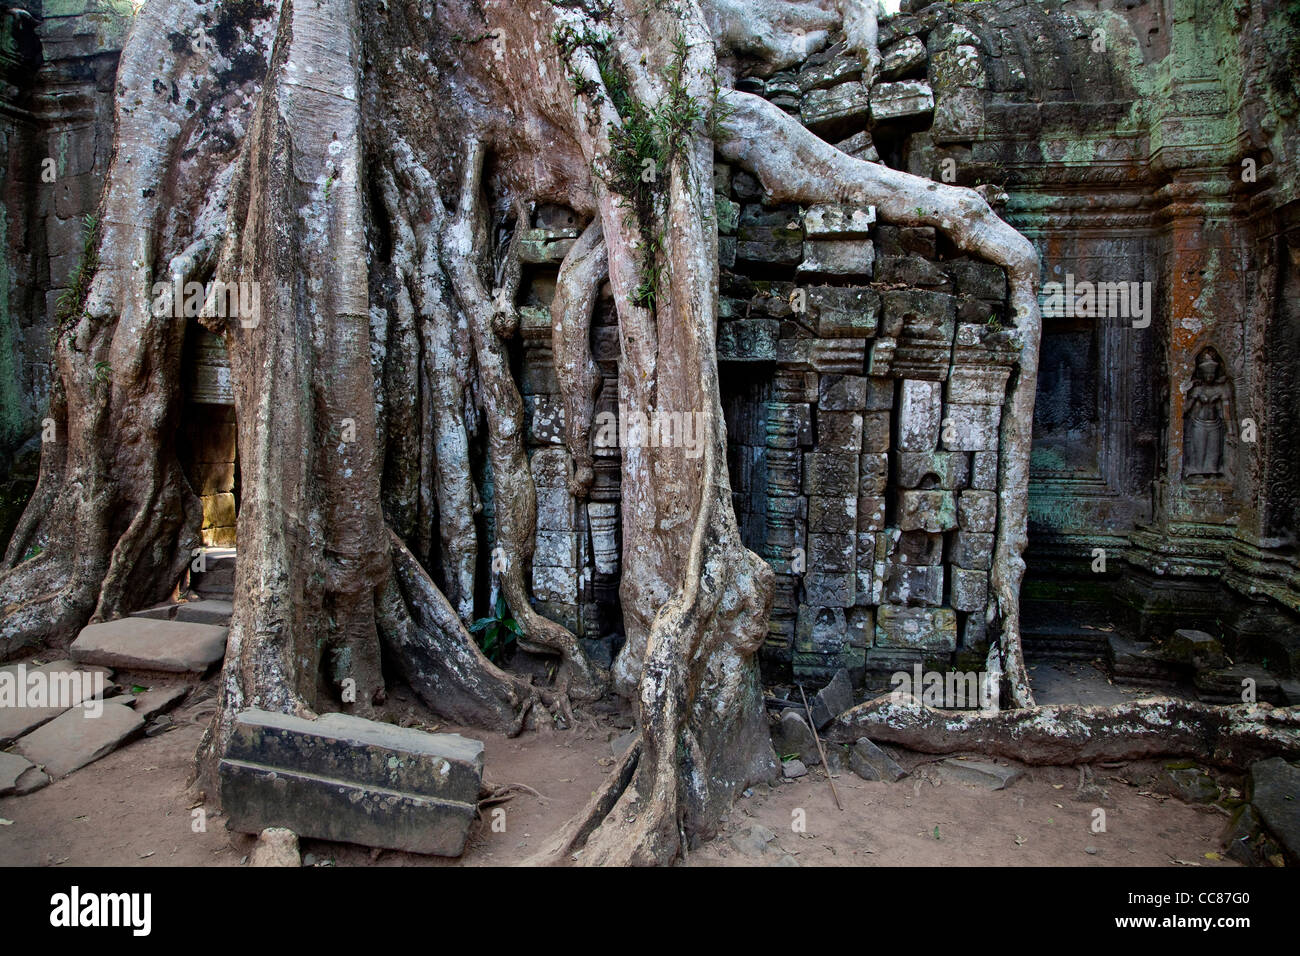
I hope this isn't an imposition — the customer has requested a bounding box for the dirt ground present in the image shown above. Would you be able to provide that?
[0,660,1241,868]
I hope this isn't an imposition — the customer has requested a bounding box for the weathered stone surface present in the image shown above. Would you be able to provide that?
[953,531,994,570]
[737,205,803,265]
[950,567,989,612]
[535,530,578,570]
[897,379,942,451]
[71,619,228,674]
[870,80,934,122]
[804,571,855,608]
[0,658,111,745]
[525,394,566,445]
[939,758,1022,790]
[942,403,1001,451]
[896,489,957,532]
[856,495,886,532]
[729,822,777,857]
[806,286,880,339]
[970,451,998,490]
[803,203,875,238]
[809,668,853,728]
[818,411,863,454]
[772,710,820,765]
[173,599,234,625]
[832,129,880,162]
[15,701,144,779]
[535,485,575,531]
[1164,629,1227,669]
[946,366,1010,406]
[861,410,891,452]
[127,684,189,721]
[803,452,858,497]
[818,374,867,411]
[808,338,866,373]
[860,453,889,495]
[717,319,779,361]
[249,827,301,867]
[808,532,855,572]
[533,564,577,604]
[948,259,1006,301]
[782,758,809,779]
[895,450,968,489]
[849,737,906,782]
[878,36,927,79]
[1249,758,1300,862]
[886,564,944,607]
[0,750,49,796]
[796,47,862,93]
[715,195,739,234]
[517,227,579,264]
[876,606,957,652]
[808,495,856,534]
[882,289,956,340]
[957,490,997,532]
[877,255,950,290]
[801,80,871,130]
[220,710,484,857]
[799,239,875,277]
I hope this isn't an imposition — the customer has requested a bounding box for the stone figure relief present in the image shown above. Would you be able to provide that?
[1183,347,1233,481]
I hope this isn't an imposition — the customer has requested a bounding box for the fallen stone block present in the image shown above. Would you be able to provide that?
[809,668,854,729]
[782,758,808,779]
[0,750,50,796]
[0,659,114,746]
[772,710,820,765]
[849,737,906,782]
[127,685,189,721]
[1249,757,1300,863]
[14,701,144,779]
[220,709,484,857]
[1162,629,1227,669]
[939,758,1022,790]
[71,618,228,674]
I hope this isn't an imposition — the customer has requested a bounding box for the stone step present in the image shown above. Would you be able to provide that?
[1194,665,1286,705]
[1022,626,1111,661]
[1106,634,1182,687]
[0,658,116,746]
[220,709,484,856]
[191,548,236,598]
[71,618,228,675]
[13,700,145,779]
[130,600,232,626]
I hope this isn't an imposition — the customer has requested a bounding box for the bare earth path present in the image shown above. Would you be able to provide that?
[0,675,1236,868]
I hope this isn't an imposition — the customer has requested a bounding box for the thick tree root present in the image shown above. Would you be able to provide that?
[551,220,607,499]
[828,695,1300,771]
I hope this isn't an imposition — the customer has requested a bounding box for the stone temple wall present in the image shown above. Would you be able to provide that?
[511,33,1021,684]
[3,1,1299,687]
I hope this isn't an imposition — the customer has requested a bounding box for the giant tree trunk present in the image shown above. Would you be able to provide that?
[3,0,1047,865]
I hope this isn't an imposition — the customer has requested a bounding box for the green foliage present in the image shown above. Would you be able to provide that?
[469,592,521,664]
[53,214,100,347]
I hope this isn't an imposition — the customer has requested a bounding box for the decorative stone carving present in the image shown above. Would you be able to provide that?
[1184,348,1232,480]
[587,503,619,576]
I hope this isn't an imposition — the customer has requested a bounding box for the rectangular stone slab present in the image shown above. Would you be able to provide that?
[0,659,112,746]
[71,618,228,673]
[220,710,484,856]
[15,701,144,779]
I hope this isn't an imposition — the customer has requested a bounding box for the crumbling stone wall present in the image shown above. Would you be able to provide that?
[511,25,1022,687]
